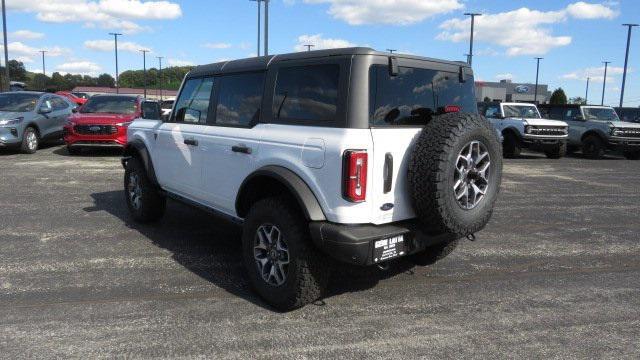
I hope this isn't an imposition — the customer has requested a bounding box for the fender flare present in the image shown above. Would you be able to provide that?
[580,129,608,143]
[236,165,326,221]
[502,127,522,141]
[123,139,159,187]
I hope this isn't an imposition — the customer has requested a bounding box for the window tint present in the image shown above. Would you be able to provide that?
[273,64,339,123]
[546,107,564,120]
[370,65,477,126]
[216,72,264,126]
[81,96,137,115]
[141,101,161,119]
[484,105,500,118]
[174,77,214,123]
[51,97,69,111]
[563,108,581,121]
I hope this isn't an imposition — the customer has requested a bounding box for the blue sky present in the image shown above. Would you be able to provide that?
[3,0,640,106]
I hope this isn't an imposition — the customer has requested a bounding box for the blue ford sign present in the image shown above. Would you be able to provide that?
[515,85,529,93]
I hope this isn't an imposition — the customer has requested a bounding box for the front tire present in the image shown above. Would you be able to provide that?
[502,132,521,158]
[623,151,640,160]
[20,127,39,154]
[124,157,166,222]
[582,135,605,159]
[242,197,329,311]
[545,142,567,159]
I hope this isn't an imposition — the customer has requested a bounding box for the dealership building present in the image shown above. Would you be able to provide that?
[475,79,551,104]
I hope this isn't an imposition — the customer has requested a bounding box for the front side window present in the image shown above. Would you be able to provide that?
[216,72,264,126]
[51,97,69,111]
[370,65,477,126]
[583,107,619,121]
[81,96,137,115]
[0,93,40,112]
[563,108,582,121]
[174,77,214,124]
[502,105,540,119]
[273,64,339,123]
[484,105,500,118]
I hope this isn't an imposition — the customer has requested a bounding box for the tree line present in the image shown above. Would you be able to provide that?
[1,59,193,92]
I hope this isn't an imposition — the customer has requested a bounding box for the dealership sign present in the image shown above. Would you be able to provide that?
[515,85,530,93]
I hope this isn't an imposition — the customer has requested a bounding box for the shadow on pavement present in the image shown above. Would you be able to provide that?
[53,146,124,157]
[85,190,413,311]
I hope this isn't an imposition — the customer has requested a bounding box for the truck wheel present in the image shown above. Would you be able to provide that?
[124,157,166,222]
[242,197,329,311]
[410,239,459,266]
[20,127,39,154]
[623,151,640,160]
[408,113,502,237]
[502,132,521,158]
[582,135,605,159]
[545,142,567,159]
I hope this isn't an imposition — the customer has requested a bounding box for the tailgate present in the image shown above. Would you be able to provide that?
[369,128,422,225]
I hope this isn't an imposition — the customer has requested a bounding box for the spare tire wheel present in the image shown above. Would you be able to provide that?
[408,112,502,237]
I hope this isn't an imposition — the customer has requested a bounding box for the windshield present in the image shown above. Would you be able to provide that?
[0,93,40,112]
[502,105,541,119]
[583,107,619,121]
[80,96,137,114]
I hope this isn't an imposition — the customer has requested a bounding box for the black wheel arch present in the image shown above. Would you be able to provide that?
[580,130,608,143]
[236,166,326,222]
[122,139,159,187]
[502,127,521,141]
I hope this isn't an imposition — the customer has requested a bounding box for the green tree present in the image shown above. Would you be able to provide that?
[570,96,586,105]
[483,96,491,103]
[549,88,568,105]
[97,73,115,87]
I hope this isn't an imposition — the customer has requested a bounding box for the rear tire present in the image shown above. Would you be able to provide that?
[502,132,521,158]
[124,157,166,222]
[582,135,605,159]
[242,197,329,311]
[623,151,640,160]
[545,142,567,159]
[410,239,459,266]
[408,113,503,237]
[20,127,39,154]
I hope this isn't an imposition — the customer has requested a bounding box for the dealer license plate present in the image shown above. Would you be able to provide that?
[373,235,406,263]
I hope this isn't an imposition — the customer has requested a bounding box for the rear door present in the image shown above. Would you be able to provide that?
[154,76,214,199]
[368,61,477,224]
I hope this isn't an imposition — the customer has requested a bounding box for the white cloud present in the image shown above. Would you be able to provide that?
[84,39,151,53]
[15,56,34,63]
[566,1,618,19]
[6,0,182,34]
[437,2,618,56]
[167,59,194,67]
[0,42,69,63]
[202,42,232,49]
[495,73,514,80]
[56,61,102,76]
[10,30,45,40]
[294,34,356,52]
[561,65,625,82]
[304,0,463,25]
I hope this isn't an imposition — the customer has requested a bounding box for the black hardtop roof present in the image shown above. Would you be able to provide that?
[188,47,469,78]
[91,94,140,99]
[538,104,614,108]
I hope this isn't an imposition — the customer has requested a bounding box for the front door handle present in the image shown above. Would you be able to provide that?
[232,144,252,154]
[184,138,198,146]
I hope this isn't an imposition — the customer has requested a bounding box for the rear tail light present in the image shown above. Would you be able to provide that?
[343,150,368,202]
[444,105,461,113]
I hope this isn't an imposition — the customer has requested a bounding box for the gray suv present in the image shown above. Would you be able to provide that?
[0,92,75,154]
[539,104,640,159]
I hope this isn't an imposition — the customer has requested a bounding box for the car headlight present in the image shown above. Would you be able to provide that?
[0,117,24,126]
[611,127,623,136]
[115,121,133,127]
[525,125,532,134]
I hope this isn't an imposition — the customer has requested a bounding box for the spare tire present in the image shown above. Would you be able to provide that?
[408,112,502,237]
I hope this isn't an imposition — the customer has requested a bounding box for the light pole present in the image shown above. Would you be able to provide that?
[39,50,47,77]
[109,32,122,93]
[250,0,262,56]
[464,12,482,66]
[264,0,269,56]
[534,57,543,104]
[585,77,590,104]
[139,49,149,98]
[304,44,314,52]
[157,56,164,101]
[620,24,638,107]
[2,0,10,91]
[602,61,611,106]
[387,49,396,54]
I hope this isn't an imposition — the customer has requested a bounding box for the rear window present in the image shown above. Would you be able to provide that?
[272,64,339,123]
[369,65,476,126]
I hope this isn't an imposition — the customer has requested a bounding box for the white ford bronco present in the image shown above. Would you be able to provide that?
[122,48,503,310]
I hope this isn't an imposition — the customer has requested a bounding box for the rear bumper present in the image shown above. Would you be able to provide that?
[309,220,457,266]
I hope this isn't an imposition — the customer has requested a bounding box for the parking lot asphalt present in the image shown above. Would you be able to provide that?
[0,145,639,359]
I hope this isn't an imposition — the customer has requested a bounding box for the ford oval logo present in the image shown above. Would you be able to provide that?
[89,126,101,132]
[515,85,529,93]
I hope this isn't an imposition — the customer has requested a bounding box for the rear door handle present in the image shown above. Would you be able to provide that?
[184,138,198,146]
[232,144,252,154]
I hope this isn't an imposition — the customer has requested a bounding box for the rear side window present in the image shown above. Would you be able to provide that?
[174,77,214,124]
[216,72,264,127]
[369,65,477,126]
[273,64,339,123]
[51,97,69,110]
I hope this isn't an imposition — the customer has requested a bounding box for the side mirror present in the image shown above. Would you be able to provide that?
[39,104,52,114]
[184,108,201,123]
[141,101,161,120]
